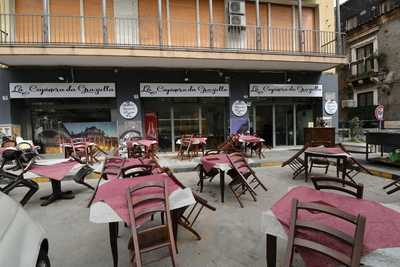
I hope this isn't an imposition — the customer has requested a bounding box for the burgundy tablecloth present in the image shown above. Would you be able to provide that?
[29,160,79,181]
[271,186,400,267]
[93,174,181,225]
[201,154,230,173]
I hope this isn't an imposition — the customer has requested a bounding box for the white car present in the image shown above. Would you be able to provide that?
[0,192,50,267]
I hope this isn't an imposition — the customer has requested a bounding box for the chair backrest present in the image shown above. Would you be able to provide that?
[126,180,175,267]
[181,134,193,144]
[284,199,366,267]
[102,157,125,180]
[311,176,364,199]
[121,164,153,178]
[281,146,308,167]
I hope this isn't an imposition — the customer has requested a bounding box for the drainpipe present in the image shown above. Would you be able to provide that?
[297,0,303,52]
[102,0,108,44]
[336,0,343,54]
[256,0,261,50]
[42,0,49,43]
[157,0,163,47]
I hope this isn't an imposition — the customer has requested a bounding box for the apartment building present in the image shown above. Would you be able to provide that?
[339,0,400,129]
[0,0,345,153]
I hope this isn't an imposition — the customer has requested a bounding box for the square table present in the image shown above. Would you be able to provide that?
[89,173,196,267]
[199,154,233,203]
[304,146,351,183]
[262,186,400,267]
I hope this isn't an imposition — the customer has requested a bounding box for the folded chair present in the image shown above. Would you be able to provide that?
[87,156,126,207]
[284,199,366,267]
[226,153,267,207]
[336,144,373,185]
[228,152,268,192]
[71,139,89,164]
[165,170,216,241]
[281,146,308,180]
[177,134,193,160]
[0,149,38,206]
[127,180,178,267]
[311,176,364,199]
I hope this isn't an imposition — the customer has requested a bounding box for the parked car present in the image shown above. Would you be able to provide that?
[0,191,50,267]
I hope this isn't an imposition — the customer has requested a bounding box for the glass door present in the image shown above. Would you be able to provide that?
[255,105,273,146]
[296,104,314,145]
[275,105,294,146]
[173,103,200,143]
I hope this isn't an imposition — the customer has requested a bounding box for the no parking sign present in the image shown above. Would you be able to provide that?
[374,105,384,121]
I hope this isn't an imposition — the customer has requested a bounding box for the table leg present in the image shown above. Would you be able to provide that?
[336,158,340,178]
[342,158,346,186]
[266,234,277,267]
[199,166,204,193]
[40,180,74,206]
[220,170,225,203]
[366,142,369,161]
[109,222,119,267]
[304,153,309,182]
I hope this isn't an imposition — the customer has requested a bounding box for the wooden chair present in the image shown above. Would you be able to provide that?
[127,137,145,159]
[309,157,330,175]
[0,149,38,206]
[226,153,267,208]
[177,134,193,160]
[311,176,364,199]
[164,170,216,241]
[228,152,268,192]
[87,156,126,207]
[336,144,373,185]
[127,180,178,267]
[284,199,366,267]
[281,146,308,180]
[70,138,89,163]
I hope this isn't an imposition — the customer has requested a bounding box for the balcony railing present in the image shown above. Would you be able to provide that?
[0,14,345,56]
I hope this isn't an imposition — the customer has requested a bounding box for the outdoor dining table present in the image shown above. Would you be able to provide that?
[176,137,207,145]
[199,154,235,203]
[262,186,400,267]
[28,158,94,206]
[89,173,196,267]
[304,145,351,183]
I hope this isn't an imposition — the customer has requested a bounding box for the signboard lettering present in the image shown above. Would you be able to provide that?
[9,83,116,98]
[249,84,323,97]
[140,83,229,97]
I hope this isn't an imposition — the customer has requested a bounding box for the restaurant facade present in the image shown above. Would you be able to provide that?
[0,68,339,152]
[0,0,345,152]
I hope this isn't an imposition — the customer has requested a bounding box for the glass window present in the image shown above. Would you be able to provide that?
[355,43,375,75]
[346,16,358,31]
[357,92,374,107]
[275,105,294,146]
[201,102,226,148]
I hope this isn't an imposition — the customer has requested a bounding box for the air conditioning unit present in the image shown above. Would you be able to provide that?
[229,1,245,14]
[342,100,356,108]
[229,14,246,27]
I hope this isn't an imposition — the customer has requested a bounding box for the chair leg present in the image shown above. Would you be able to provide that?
[325,164,329,174]
[229,184,244,208]
[309,162,314,174]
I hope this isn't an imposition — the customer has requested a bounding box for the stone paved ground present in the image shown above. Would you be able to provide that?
[7,165,400,267]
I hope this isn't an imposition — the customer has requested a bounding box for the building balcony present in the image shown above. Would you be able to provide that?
[0,14,346,70]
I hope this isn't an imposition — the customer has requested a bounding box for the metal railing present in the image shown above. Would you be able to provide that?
[0,14,345,56]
